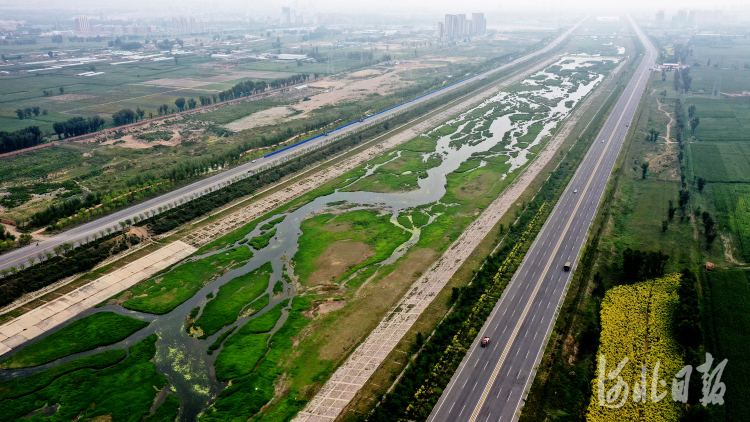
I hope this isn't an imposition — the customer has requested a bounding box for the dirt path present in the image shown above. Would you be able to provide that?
[656,98,675,143]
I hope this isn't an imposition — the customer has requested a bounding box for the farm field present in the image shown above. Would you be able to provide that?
[586,274,684,422]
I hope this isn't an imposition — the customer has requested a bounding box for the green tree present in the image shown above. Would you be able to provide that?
[15,109,24,120]
[641,162,649,179]
[174,97,186,112]
[187,98,197,109]
[690,117,700,134]
[59,87,64,95]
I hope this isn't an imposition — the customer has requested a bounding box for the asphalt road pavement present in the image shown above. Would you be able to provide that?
[0,20,583,273]
[427,16,656,422]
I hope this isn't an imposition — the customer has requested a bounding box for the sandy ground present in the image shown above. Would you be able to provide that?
[101,130,182,149]
[307,241,375,285]
[224,69,411,131]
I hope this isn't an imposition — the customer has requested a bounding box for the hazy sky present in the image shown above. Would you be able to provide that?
[0,0,744,16]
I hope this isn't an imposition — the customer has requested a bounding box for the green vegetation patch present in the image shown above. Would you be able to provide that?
[0,335,166,422]
[0,312,148,369]
[712,183,750,261]
[0,349,126,401]
[260,216,285,231]
[136,131,173,142]
[122,246,254,314]
[342,150,442,193]
[689,142,750,183]
[706,270,750,420]
[194,262,273,338]
[293,210,411,285]
[214,300,285,381]
[249,228,276,250]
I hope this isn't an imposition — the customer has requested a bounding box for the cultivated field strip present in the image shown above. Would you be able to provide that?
[182,56,561,248]
[291,55,619,422]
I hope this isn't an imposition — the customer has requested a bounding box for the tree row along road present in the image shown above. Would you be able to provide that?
[428,15,656,422]
[0,19,584,273]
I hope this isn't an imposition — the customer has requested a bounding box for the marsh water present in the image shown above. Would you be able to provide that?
[0,57,615,421]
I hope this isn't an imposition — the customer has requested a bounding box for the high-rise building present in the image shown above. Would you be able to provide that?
[457,14,467,38]
[282,7,291,26]
[471,13,486,36]
[655,10,665,23]
[75,15,90,32]
[437,22,444,39]
[444,14,458,40]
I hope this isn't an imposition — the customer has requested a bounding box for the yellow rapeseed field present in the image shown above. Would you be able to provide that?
[587,273,684,422]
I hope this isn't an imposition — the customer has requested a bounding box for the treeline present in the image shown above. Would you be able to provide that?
[215,74,312,102]
[0,126,43,154]
[53,116,106,139]
[14,106,47,119]
[28,191,103,228]
[673,67,693,93]
[0,233,140,307]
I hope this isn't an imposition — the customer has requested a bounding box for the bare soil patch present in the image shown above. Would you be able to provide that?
[308,241,375,285]
[302,299,348,319]
[101,131,181,149]
[224,107,295,132]
[316,247,439,361]
[140,78,211,88]
[48,94,96,101]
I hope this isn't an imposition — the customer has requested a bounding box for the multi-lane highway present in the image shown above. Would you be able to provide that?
[428,16,656,422]
[0,20,584,273]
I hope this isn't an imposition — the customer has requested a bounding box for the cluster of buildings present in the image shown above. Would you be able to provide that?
[437,13,486,42]
[655,9,725,25]
[171,16,208,34]
[73,15,156,35]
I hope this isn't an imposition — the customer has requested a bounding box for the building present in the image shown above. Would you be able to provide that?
[281,7,291,26]
[471,13,486,36]
[75,15,90,32]
[436,22,444,39]
[655,10,665,23]
[442,12,485,40]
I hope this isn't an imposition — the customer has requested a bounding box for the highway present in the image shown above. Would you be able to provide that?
[427,16,656,422]
[0,20,584,273]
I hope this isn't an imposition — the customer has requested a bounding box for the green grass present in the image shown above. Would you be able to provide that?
[0,349,126,401]
[202,297,311,422]
[137,131,174,142]
[341,150,442,193]
[0,335,167,422]
[194,262,273,338]
[273,280,284,294]
[293,210,411,285]
[208,327,237,354]
[122,246,254,314]
[712,183,750,262]
[249,228,277,250]
[688,142,750,183]
[706,270,750,421]
[260,216,285,231]
[0,312,148,369]
[213,300,286,381]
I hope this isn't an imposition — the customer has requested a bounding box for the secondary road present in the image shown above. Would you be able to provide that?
[0,20,582,273]
[428,16,656,422]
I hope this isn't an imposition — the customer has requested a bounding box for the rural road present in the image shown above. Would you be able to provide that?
[0,19,583,273]
[427,16,656,422]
